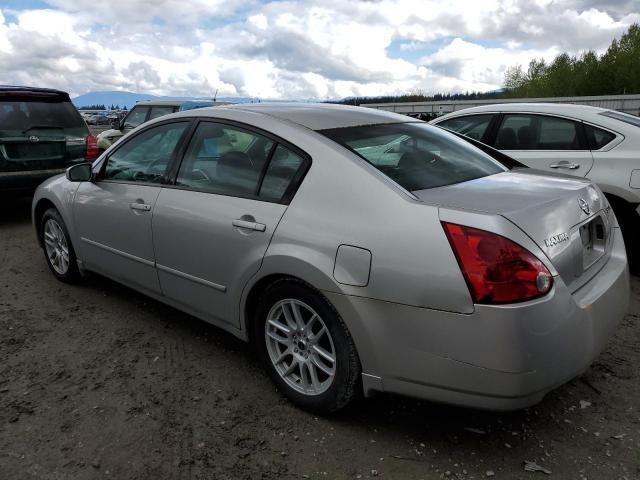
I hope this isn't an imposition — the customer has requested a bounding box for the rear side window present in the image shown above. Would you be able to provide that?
[148,106,176,120]
[122,106,149,129]
[321,123,504,192]
[495,114,583,150]
[584,124,616,150]
[437,114,494,141]
[259,145,305,202]
[600,110,640,128]
[176,122,274,197]
[0,96,85,132]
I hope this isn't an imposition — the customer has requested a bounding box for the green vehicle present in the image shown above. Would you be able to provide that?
[0,86,97,195]
[97,99,227,152]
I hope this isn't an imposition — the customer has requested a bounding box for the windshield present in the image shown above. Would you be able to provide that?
[0,97,86,133]
[321,123,505,191]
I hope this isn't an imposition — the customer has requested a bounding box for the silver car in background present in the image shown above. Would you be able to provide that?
[431,103,640,269]
[32,104,629,413]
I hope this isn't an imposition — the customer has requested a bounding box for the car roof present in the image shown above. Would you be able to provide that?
[134,99,220,107]
[0,85,70,98]
[212,102,413,131]
[439,102,609,117]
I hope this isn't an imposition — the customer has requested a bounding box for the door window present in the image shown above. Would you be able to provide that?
[176,122,274,198]
[437,114,494,141]
[122,106,149,129]
[102,122,188,183]
[495,114,583,150]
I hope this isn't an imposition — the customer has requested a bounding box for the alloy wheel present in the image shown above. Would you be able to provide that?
[265,299,337,396]
[43,219,70,275]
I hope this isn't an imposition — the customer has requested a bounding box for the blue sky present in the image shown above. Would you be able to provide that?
[0,0,638,99]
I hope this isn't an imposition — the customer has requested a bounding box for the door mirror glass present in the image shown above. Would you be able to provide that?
[66,162,93,182]
[111,119,120,129]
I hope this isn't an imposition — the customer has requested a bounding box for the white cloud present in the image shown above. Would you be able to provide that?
[0,0,637,99]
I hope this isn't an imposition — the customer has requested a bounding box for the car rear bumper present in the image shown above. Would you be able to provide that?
[0,168,66,193]
[325,227,629,410]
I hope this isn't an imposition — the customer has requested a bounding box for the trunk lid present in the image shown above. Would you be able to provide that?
[414,169,615,292]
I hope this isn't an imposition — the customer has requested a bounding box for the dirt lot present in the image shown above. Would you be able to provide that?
[1,196,639,480]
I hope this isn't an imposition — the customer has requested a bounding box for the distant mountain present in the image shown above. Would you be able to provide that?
[72,91,259,109]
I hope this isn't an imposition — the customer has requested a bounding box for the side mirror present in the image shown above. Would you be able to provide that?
[66,163,93,182]
[111,119,120,129]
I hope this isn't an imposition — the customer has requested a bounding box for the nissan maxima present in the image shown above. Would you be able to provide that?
[32,104,629,413]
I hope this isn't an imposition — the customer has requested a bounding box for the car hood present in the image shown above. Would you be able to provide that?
[414,169,616,292]
[96,128,121,139]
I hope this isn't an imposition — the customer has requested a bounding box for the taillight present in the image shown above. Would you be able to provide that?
[442,222,553,304]
[85,134,98,161]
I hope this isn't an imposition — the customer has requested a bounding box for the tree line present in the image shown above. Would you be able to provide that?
[503,23,640,97]
[334,23,639,105]
[77,104,128,110]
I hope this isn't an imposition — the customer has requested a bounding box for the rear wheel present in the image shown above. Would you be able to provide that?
[255,279,361,413]
[41,208,80,283]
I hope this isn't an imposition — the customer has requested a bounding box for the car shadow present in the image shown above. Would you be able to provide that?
[80,270,580,446]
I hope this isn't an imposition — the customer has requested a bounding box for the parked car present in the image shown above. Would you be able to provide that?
[33,104,629,413]
[431,103,640,267]
[96,99,229,152]
[85,112,112,126]
[0,86,98,195]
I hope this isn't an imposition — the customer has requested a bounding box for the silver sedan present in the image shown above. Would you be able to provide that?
[32,104,630,413]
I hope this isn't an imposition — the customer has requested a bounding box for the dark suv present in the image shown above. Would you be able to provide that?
[0,86,97,194]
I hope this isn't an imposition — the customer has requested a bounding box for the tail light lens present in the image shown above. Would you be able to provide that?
[442,222,553,304]
[85,134,98,161]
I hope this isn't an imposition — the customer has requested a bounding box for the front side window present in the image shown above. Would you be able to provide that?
[102,122,188,183]
[495,114,583,150]
[321,123,504,192]
[437,114,494,141]
[176,122,274,197]
[122,106,149,129]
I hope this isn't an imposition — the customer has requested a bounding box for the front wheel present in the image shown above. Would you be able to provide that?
[41,208,80,283]
[256,279,361,414]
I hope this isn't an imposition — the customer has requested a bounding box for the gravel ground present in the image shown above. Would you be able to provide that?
[1,196,639,480]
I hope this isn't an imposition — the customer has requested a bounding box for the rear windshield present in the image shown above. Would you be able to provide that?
[0,94,86,133]
[321,123,505,191]
[599,110,640,128]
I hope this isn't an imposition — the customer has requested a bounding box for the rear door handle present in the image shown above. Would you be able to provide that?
[232,219,266,232]
[129,202,151,211]
[549,162,580,170]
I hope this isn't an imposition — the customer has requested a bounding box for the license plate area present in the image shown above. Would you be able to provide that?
[581,216,606,269]
[4,142,64,160]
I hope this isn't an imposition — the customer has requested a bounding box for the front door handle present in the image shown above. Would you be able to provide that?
[232,219,266,232]
[549,162,580,170]
[129,202,151,211]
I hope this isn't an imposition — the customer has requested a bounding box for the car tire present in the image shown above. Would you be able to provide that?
[255,279,361,414]
[41,208,80,283]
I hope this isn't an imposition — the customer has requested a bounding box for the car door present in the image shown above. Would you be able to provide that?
[490,113,594,177]
[152,120,310,327]
[73,120,191,293]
